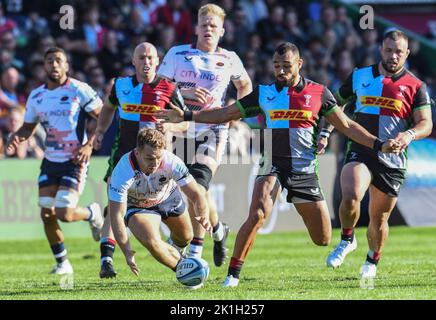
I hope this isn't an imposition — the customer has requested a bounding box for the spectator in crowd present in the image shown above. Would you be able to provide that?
[3,108,44,159]
[0,65,24,131]
[154,0,193,43]
[256,4,286,49]
[309,5,346,43]
[283,6,306,48]
[0,2,18,38]
[98,30,124,80]
[239,0,269,32]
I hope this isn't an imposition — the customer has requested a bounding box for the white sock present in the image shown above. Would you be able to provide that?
[168,237,187,255]
[189,245,203,259]
[212,222,224,241]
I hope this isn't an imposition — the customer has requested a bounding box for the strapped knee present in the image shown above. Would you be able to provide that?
[55,190,79,208]
[189,163,213,191]
[38,197,55,209]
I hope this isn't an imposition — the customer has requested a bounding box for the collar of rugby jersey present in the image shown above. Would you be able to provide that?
[44,77,70,90]
[131,74,160,88]
[190,42,222,53]
[372,63,407,82]
[274,75,306,93]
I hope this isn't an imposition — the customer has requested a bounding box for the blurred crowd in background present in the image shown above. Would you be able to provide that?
[0,0,435,159]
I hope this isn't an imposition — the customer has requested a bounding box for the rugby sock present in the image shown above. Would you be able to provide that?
[228,257,244,279]
[168,237,187,255]
[85,206,93,222]
[212,221,224,241]
[100,237,116,266]
[366,250,381,265]
[51,242,67,264]
[189,237,204,258]
[341,228,354,242]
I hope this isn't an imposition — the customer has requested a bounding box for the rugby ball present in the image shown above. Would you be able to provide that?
[176,257,210,287]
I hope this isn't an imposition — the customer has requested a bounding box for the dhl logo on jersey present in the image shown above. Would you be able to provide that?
[360,96,402,111]
[121,104,160,115]
[269,109,312,120]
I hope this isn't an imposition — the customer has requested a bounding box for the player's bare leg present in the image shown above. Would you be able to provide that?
[361,185,398,278]
[187,183,209,259]
[39,185,71,274]
[326,162,372,268]
[54,187,103,241]
[294,200,331,246]
[191,149,230,267]
[164,211,194,256]
[128,214,181,270]
[223,176,280,287]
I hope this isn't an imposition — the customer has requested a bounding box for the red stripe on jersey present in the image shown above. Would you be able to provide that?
[288,83,323,129]
[380,73,422,119]
[139,79,177,122]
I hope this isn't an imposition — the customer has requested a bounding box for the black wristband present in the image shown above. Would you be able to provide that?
[373,138,384,152]
[183,111,193,121]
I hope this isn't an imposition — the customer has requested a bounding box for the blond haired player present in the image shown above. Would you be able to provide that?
[158,4,252,266]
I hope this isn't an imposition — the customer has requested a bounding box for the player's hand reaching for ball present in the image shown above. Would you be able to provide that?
[125,249,140,276]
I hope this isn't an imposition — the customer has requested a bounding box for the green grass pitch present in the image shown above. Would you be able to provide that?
[1,226,435,300]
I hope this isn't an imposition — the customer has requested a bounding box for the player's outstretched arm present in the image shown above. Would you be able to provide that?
[6,122,38,156]
[109,200,139,276]
[326,108,401,154]
[181,181,212,235]
[156,102,243,124]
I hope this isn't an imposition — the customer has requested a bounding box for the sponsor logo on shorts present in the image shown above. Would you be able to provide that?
[310,187,320,194]
[392,183,401,192]
[269,109,312,120]
[121,103,160,115]
[360,96,402,111]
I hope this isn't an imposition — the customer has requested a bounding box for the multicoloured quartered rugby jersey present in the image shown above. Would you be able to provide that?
[24,78,103,163]
[108,150,194,208]
[236,77,338,174]
[336,64,431,169]
[157,44,249,136]
[108,75,185,156]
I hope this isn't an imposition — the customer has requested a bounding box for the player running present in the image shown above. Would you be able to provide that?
[92,42,188,278]
[109,128,211,288]
[321,30,432,280]
[6,47,104,275]
[157,3,252,266]
[157,42,401,288]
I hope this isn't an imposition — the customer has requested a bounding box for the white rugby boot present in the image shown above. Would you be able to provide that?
[87,203,103,241]
[50,259,74,275]
[326,237,357,268]
[222,275,239,288]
